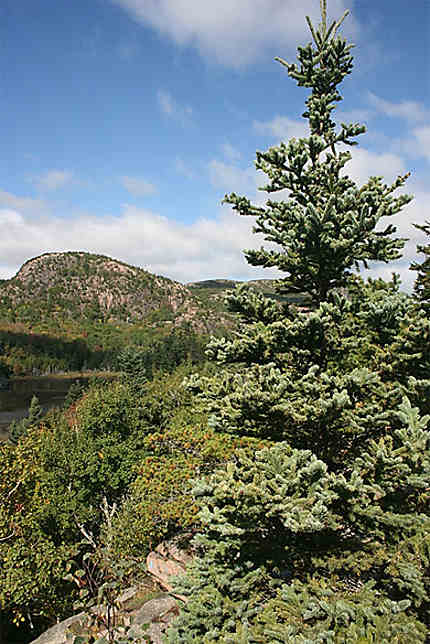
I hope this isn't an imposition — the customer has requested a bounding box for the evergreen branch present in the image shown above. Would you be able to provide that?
[325,19,338,42]
[320,0,327,35]
[306,15,319,47]
[274,56,291,70]
[333,10,350,39]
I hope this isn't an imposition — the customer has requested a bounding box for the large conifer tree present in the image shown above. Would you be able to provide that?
[183,0,422,468]
[411,221,430,308]
[167,2,430,641]
[225,0,411,304]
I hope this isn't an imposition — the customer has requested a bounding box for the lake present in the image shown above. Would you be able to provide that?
[0,373,114,441]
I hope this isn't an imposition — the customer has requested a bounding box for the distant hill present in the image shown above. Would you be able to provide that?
[0,252,224,330]
[0,252,309,376]
[187,277,309,311]
[0,253,308,329]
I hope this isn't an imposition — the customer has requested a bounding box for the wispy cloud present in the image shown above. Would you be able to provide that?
[157,89,193,125]
[111,0,357,68]
[393,126,430,164]
[335,108,374,124]
[221,143,241,161]
[364,94,430,163]
[254,116,308,141]
[0,189,50,216]
[208,160,257,194]
[36,170,73,191]
[367,92,430,123]
[411,126,430,163]
[121,175,156,197]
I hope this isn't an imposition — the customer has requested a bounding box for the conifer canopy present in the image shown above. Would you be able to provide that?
[224,0,412,303]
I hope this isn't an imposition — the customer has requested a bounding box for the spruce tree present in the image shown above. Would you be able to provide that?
[168,399,430,642]
[9,395,43,444]
[184,0,420,468]
[168,2,429,641]
[224,0,411,304]
[411,221,430,309]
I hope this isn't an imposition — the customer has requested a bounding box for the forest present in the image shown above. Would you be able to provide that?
[0,1,429,642]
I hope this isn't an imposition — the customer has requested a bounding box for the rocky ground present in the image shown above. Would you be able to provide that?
[31,537,192,644]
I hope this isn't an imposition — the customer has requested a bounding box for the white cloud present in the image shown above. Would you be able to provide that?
[111,0,356,68]
[368,262,416,292]
[0,201,276,284]
[335,108,374,124]
[221,143,241,161]
[157,90,193,125]
[121,175,156,197]
[367,92,430,124]
[0,265,17,280]
[254,115,309,140]
[387,126,430,164]
[0,189,49,216]
[343,147,406,186]
[362,95,430,163]
[208,160,258,194]
[411,126,430,163]
[1,155,426,290]
[37,170,73,191]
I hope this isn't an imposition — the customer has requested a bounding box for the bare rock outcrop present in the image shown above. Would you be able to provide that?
[31,538,193,644]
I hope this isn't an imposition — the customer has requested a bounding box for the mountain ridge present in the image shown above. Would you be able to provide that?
[1,252,301,329]
[0,251,212,329]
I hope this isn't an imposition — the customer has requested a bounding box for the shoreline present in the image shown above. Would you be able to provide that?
[0,371,119,441]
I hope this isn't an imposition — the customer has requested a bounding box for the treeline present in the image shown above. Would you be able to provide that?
[0,329,103,375]
[115,330,206,382]
[0,324,208,376]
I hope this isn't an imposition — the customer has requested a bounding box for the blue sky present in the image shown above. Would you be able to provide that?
[0,0,429,289]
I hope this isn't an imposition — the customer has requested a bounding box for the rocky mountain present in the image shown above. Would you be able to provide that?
[0,252,310,335]
[0,252,224,330]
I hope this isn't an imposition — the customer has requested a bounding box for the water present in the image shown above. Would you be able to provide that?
[0,376,82,441]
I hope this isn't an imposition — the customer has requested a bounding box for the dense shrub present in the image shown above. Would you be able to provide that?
[0,380,146,635]
[111,421,269,558]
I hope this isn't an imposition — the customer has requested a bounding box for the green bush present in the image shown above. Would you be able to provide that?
[111,421,269,559]
[0,380,147,634]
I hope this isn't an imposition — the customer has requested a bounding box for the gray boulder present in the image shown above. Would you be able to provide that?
[30,592,179,644]
[30,613,85,644]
